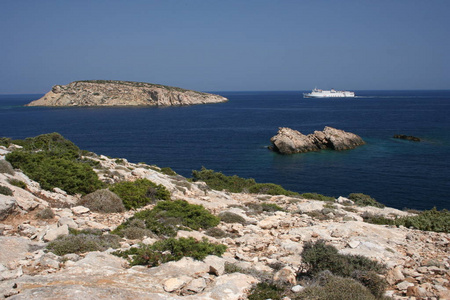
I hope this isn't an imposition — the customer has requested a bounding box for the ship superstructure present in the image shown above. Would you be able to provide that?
[303,88,355,98]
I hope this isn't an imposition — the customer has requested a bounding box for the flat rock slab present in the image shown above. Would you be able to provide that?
[0,236,45,265]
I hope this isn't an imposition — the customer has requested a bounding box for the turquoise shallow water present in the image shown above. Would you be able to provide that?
[1,90,449,210]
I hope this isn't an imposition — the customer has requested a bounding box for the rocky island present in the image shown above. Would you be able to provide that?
[26,80,228,107]
[0,134,448,299]
[270,126,365,154]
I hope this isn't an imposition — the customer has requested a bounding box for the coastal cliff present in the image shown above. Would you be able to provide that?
[26,80,228,107]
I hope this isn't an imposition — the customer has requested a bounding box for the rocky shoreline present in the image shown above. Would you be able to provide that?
[0,142,449,299]
[26,80,228,107]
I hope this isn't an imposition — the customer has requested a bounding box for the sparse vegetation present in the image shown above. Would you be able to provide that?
[109,178,170,210]
[113,200,220,238]
[219,211,247,224]
[78,189,125,213]
[205,227,229,238]
[362,208,449,233]
[192,167,298,196]
[301,193,335,202]
[160,167,177,176]
[0,185,13,196]
[246,202,284,214]
[47,233,121,256]
[36,207,55,219]
[348,193,385,208]
[5,133,103,195]
[113,237,226,267]
[7,178,26,189]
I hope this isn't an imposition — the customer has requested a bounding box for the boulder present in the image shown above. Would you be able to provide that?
[0,196,17,220]
[270,126,365,154]
[393,134,421,142]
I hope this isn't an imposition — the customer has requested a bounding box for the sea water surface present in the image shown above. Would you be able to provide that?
[1,90,449,210]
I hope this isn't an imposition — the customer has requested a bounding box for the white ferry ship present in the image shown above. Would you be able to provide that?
[303,88,355,98]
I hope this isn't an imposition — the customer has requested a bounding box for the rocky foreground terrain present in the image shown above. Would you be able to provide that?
[26,80,228,107]
[0,144,449,299]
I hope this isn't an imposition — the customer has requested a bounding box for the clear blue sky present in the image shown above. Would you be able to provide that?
[1,0,449,93]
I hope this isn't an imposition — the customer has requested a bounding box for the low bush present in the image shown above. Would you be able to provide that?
[248,282,285,300]
[300,240,385,277]
[109,178,170,210]
[300,193,335,202]
[205,227,229,238]
[79,189,125,213]
[7,178,26,189]
[246,202,284,214]
[5,133,104,195]
[113,237,227,267]
[0,160,15,175]
[160,167,177,176]
[36,207,55,219]
[191,167,297,196]
[113,200,220,238]
[394,207,449,233]
[299,240,386,299]
[0,185,13,196]
[0,137,12,147]
[348,193,385,208]
[219,211,247,224]
[296,274,377,300]
[47,233,121,256]
[362,208,449,233]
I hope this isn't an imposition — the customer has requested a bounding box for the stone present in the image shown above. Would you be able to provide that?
[406,286,428,297]
[0,196,17,220]
[397,280,415,291]
[184,277,207,293]
[163,276,189,292]
[204,255,226,276]
[386,266,405,285]
[43,224,69,242]
[348,240,361,249]
[57,217,78,229]
[273,267,297,284]
[291,285,304,293]
[71,206,90,214]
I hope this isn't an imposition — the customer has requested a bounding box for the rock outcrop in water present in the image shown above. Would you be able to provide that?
[26,80,228,107]
[270,126,365,154]
[393,134,421,142]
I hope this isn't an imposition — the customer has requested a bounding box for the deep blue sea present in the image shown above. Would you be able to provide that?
[1,90,449,211]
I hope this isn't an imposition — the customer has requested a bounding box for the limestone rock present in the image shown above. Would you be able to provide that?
[163,276,190,292]
[43,224,69,242]
[0,196,17,220]
[27,80,228,107]
[270,126,365,154]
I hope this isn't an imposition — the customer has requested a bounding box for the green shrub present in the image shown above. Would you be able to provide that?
[191,167,297,196]
[0,185,13,196]
[297,275,377,300]
[219,211,247,224]
[246,202,284,214]
[113,200,220,238]
[362,212,395,225]
[351,270,387,299]
[6,151,103,195]
[79,189,125,213]
[7,178,26,189]
[248,282,284,300]
[114,237,226,267]
[205,227,229,238]
[0,160,15,175]
[36,207,55,219]
[301,193,335,202]
[394,207,449,233]
[348,193,385,208]
[109,178,170,210]
[300,240,385,277]
[4,133,103,195]
[160,167,177,176]
[47,233,121,256]
[0,137,12,147]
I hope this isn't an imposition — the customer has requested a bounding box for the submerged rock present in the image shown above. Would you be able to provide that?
[393,134,421,142]
[270,126,365,154]
[27,80,228,107]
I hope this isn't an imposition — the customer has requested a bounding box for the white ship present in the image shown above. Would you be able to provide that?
[303,88,355,98]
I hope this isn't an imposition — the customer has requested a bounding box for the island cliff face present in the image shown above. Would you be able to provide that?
[270,126,365,154]
[26,80,228,107]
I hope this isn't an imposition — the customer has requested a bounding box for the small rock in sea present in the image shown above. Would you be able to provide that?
[393,134,421,142]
